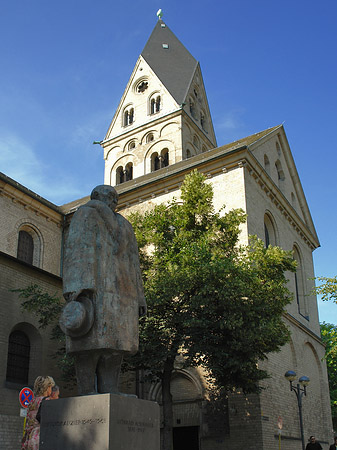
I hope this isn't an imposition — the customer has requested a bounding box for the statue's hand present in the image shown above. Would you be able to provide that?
[63,292,76,302]
[139,305,147,317]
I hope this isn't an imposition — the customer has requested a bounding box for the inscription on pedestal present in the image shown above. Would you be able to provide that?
[40,394,160,450]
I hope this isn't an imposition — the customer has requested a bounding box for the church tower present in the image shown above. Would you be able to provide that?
[102,19,217,187]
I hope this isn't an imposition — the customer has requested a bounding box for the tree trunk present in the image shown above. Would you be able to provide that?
[161,358,174,450]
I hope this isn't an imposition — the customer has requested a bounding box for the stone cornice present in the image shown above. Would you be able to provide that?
[0,173,63,227]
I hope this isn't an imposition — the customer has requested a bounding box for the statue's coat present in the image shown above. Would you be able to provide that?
[62,199,145,355]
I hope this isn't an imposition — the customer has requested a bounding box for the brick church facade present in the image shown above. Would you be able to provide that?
[0,19,333,450]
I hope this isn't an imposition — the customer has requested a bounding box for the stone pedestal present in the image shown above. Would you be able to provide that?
[40,394,160,450]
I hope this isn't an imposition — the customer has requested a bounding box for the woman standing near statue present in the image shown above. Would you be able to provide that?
[21,376,55,450]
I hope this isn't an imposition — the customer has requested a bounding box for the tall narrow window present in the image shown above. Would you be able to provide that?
[123,107,134,126]
[150,96,161,114]
[293,246,307,318]
[17,230,34,264]
[151,98,155,114]
[189,99,196,118]
[151,153,160,172]
[151,150,169,171]
[125,163,133,181]
[6,330,30,384]
[129,108,134,124]
[264,213,276,247]
[264,223,270,248]
[155,96,161,112]
[116,166,124,185]
[200,111,207,131]
[264,155,270,175]
[275,160,285,191]
[161,149,169,167]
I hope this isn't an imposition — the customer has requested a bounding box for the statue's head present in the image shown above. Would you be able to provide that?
[91,185,119,211]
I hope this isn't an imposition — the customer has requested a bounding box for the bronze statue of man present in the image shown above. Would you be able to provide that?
[60,185,146,395]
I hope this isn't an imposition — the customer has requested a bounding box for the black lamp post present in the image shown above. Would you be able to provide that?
[284,370,310,450]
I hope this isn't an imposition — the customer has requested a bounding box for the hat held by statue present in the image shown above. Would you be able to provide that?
[60,296,94,338]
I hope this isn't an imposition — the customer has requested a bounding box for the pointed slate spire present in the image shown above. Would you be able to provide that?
[141,20,198,105]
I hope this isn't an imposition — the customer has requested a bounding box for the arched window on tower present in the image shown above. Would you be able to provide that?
[200,111,207,131]
[116,166,125,185]
[264,155,270,175]
[161,148,169,168]
[150,96,161,114]
[151,152,160,172]
[275,160,285,191]
[17,230,34,265]
[123,106,134,126]
[189,98,196,119]
[125,163,133,181]
[116,163,133,184]
[146,133,154,143]
[6,330,30,384]
[151,149,169,172]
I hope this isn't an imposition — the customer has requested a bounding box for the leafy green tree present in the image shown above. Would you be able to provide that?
[320,322,337,429]
[126,170,296,450]
[13,284,76,386]
[315,277,337,303]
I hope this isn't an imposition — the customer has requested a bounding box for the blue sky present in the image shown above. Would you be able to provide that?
[1,0,336,323]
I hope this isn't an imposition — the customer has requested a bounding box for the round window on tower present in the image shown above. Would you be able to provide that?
[134,77,149,94]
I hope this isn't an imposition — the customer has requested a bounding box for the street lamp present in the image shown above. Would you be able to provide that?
[284,370,310,450]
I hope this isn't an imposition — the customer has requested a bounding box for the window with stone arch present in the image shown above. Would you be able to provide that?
[264,212,277,247]
[151,148,169,172]
[293,245,307,318]
[275,160,285,191]
[6,330,30,384]
[116,166,125,185]
[186,149,192,159]
[146,133,154,143]
[161,148,169,167]
[276,141,281,157]
[151,152,160,171]
[123,106,134,127]
[189,97,196,119]
[116,163,133,185]
[17,225,42,267]
[128,140,136,151]
[149,93,161,115]
[125,162,133,181]
[264,154,271,175]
